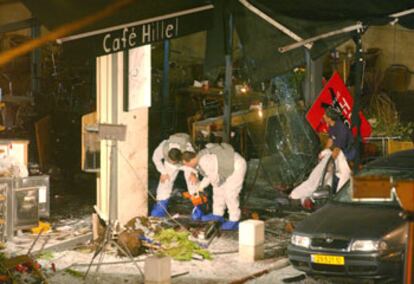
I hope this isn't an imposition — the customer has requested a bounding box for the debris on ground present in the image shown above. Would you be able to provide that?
[31,221,52,235]
[153,228,212,261]
[117,230,144,257]
[116,216,212,261]
[284,222,295,234]
[282,273,306,283]
[0,155,312,283]
[0,253,50,283]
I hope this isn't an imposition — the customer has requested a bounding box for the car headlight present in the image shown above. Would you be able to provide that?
[350,240,388,252]
[291,234,311,248]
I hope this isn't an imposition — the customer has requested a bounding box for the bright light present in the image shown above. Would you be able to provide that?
[291,234,311,248]
[249,102,263,118]
[240,87,247,93]
[350,240,388,252]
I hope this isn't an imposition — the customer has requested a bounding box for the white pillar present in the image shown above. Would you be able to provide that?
[96,51,148,225]
[239,219,265,262]
[144,256,171,284]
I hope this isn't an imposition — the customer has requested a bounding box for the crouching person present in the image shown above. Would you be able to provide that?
[289,148,351,206]
[182,143,247,231]
[151,133,197,217]
[290,107,353,205]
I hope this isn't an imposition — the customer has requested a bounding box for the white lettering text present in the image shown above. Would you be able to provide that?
[129,28,137,46]
[113,38,120,51]
[103,34,111,53]
[165,24,174,38]
[142,24,151,43]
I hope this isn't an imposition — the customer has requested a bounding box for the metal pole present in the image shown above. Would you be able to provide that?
[223,11,233,143]
[279,23,363,53]
[109,141,117,222]
[351,31,363,174]
[278,8,414,54]
[161,39,170,137]
[238,0,311,49]
[304,49,312,107]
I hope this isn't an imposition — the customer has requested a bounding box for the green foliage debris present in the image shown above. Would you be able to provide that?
[153,229,212,261]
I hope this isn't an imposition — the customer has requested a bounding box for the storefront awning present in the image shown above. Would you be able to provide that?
[22,0,214,56]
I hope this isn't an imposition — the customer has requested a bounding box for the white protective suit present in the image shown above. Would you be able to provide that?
[290,148,351,203]
[152,140,197,201]
[197,151,247,222]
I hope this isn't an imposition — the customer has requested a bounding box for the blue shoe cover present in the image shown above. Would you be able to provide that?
[150,199,169,217]
[221,221,239,231]
[191,206,204,221]
[201,213,224,223]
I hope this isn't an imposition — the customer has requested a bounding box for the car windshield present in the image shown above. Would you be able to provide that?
[333,167,414,205]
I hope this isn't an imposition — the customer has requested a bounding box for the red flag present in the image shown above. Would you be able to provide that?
[306,72,372,139]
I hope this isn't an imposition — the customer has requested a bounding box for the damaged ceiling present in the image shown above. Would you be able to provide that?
[205,0,414,82]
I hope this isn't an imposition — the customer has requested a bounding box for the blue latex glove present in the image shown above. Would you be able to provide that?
[191,206,204,221]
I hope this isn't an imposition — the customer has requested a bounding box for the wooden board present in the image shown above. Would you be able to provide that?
[387,140,414,155]
[34,116,51,171]
[395,181,414,212]
[191,106,279,142]
[181,86,265,102]
[352,176,393,200]
[81,112,98,171]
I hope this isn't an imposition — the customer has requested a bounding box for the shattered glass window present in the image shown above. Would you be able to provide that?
[246,72,320,192]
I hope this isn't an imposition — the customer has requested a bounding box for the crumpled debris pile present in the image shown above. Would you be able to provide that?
[116,216,212,261]
[0,252,56,283]
[51,217,91,240]
[153,228,211,261]
[54,217,91,235]
[0,217,93,283]
[3,217,91,259]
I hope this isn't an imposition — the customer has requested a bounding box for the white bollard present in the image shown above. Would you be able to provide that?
[239,219,265,262]
[144,255,171,284]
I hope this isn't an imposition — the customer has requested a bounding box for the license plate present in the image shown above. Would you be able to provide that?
[311,254,345,265]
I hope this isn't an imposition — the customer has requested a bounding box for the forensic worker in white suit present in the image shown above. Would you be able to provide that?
[151,133,197,217]
[182,143,247,231]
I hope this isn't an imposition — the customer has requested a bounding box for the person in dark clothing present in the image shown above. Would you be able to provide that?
[323,108,356,161]
[289,107,353,205]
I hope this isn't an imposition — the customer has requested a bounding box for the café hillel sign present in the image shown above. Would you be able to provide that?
[102,18,179,54]
[58,5,213,57]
